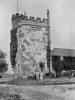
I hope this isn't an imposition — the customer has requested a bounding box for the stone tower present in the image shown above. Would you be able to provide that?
[11,11,50,77]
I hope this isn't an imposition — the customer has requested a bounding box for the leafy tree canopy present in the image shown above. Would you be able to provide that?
[0,59,8,73]
[0,49,6,59]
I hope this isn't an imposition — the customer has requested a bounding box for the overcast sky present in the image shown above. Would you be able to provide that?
[0,0,75,72]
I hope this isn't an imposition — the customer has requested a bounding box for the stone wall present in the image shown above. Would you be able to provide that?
[12,13,48,76]
[17,25,48,76]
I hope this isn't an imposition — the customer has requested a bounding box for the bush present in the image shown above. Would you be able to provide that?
[45,72,56,78]
[27,74,36,80]
[0,59,8,74]
[62,70,72,77]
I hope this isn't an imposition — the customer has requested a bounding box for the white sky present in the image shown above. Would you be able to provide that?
[0,0,75,72]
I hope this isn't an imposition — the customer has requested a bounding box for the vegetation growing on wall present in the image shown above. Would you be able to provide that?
[10,28,18,69]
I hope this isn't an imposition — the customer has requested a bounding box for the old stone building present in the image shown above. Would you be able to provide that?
[10,11,50,77]
[51,48,75,77]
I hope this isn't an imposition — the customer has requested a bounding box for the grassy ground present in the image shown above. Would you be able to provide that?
[0,83,75,100]
[1,76,75,100]
[1,73,75,85]
[6,77,75,85]
[0,84,65,100]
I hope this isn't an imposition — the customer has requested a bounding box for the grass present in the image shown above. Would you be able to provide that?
[6,76,75,86]
[0,85,64,100]
[0,86,26,100]
[0,92,26,100]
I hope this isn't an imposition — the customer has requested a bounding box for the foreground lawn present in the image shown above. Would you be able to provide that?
[6,77,75,85]
[0,84,66,100]
[0,83,75,100]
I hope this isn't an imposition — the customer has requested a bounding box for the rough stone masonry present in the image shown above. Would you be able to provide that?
[11,12,49,77]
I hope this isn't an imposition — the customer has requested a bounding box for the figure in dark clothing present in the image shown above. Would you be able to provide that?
[39,62,45,80]
[39,62,45,72]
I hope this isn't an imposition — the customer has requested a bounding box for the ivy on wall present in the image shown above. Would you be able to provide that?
[10,28,18,69]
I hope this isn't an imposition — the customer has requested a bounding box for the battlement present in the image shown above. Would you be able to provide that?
[12,12,47,29]
[12,13,47,22]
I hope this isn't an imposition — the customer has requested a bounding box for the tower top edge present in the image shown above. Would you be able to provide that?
[12,13,47,23]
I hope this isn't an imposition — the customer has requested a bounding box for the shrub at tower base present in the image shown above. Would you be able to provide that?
[10,29,18,70]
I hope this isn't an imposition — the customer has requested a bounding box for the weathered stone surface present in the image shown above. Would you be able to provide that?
[19,32,24,38]
[23,39,30,45]
[21,56,26,63]
[16,21,48,76]
[25,52,31,56]
[21,63,32,75]
[19,30,24,38]
[21,44,26,52]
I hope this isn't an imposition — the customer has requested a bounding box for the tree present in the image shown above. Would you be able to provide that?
[0,59,8,77]
[0,50,8,77]
[52,56,64,77]
[10,29,18,69]
[0,49,6,59]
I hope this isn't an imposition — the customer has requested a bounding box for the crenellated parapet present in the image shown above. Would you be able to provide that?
[12,13,47,29]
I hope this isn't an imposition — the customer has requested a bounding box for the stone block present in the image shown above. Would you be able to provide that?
[21,44,26,52]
